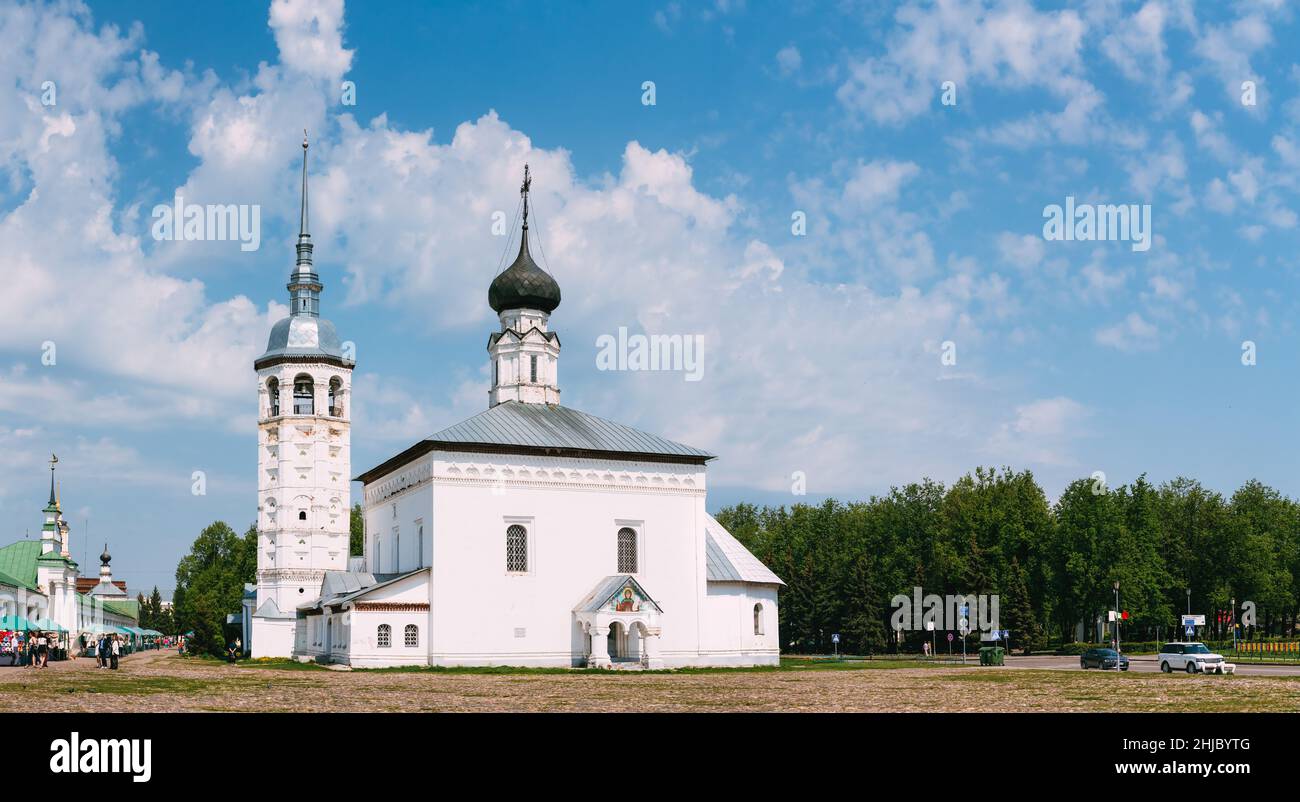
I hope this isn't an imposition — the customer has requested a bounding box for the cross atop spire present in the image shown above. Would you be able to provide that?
[47,453,57,508]
[520,163,531,231]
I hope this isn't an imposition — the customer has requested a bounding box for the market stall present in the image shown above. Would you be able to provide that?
[30,618,69,660]
[0,614,34,666]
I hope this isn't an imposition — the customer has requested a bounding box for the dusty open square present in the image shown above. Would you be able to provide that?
[2,650,1299,712]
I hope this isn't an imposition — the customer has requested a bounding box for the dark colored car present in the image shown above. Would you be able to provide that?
[1080,647,1129,670]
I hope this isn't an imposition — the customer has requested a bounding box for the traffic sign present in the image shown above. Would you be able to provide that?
[831,633,840,644]
[946,633,954,642]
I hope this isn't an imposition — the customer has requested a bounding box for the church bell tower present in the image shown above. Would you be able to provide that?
[250,133,355,658]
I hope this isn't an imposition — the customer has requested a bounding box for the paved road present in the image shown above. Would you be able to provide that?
[1005,654,1300,676]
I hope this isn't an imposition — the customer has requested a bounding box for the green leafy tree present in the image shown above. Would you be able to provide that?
[136,591,150,629]
[173,521,257,657]
[1156,478,1227,636]
[1225,481,1296,638]
[350,503,364,556]
[1109,476,1172,639]
[1002,557,1043,652]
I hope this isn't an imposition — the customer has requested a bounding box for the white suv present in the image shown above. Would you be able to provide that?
[1158,642,1236,675]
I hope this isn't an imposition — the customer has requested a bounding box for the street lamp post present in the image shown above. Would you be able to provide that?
[1114,581,1121,653]
[1231,597,1236,651]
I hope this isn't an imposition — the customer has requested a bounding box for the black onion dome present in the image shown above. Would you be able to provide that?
[489,228,561,314]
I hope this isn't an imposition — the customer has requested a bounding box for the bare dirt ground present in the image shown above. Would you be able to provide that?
[2,650,1298,712]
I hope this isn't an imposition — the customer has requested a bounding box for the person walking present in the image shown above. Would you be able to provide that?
[109,635,120,670]
[35,631,48,668]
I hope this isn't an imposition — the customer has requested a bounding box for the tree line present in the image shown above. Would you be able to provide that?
[166,472,1300,659]
[134,586,175,635]
[718,468,1300,654]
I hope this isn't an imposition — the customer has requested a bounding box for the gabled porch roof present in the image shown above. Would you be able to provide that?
[574,574,663,614]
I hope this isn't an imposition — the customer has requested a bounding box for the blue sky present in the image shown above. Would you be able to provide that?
[2,0,1299,596]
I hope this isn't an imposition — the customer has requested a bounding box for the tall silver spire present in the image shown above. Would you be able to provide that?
[287,130,321,317]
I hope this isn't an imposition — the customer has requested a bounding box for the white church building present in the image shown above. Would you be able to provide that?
[250,146,781,668]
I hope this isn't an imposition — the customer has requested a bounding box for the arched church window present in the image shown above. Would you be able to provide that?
[617,528,637,574]
[753,603,764,636]
[298,511,307,522]
[493,358,499,387]
[328,376,342,416]
[404,624,419,648]
[506,525,528,573]
[377,624,391,648]
[293,375,314,415]
[267,378,280,417]
[530,355,538,383]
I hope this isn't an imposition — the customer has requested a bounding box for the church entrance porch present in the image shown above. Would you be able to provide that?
[606,620,648,665]
[574,575,663,669]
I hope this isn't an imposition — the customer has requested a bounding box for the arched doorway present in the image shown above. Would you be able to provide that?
[626,621,645,663]
[607,621,624,660]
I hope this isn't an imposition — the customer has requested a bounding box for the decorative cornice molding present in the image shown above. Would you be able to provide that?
[362,453,705,506]
[352,602,430,612]
[258,568,324,583]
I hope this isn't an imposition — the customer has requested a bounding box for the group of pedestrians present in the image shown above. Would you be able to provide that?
[0,631,56,667]
[1,630,137,669]
[90,634,121,669]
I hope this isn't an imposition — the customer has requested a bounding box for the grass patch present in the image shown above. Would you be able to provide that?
[7,674,226,697]
[336,656,958,675]
[233,657,331,671]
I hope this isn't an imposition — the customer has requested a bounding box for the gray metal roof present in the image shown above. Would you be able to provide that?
[88,579,128,598]
[305,568,427,611]
[253,598,294,620]
[430,402,712,459]
[320,570,378,601]
[704,514,784,585]
[573,574,663,613]
[705,532,742,582]
[356,401,713,482]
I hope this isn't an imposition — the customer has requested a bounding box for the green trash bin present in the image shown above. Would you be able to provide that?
[979,646,1005,666]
